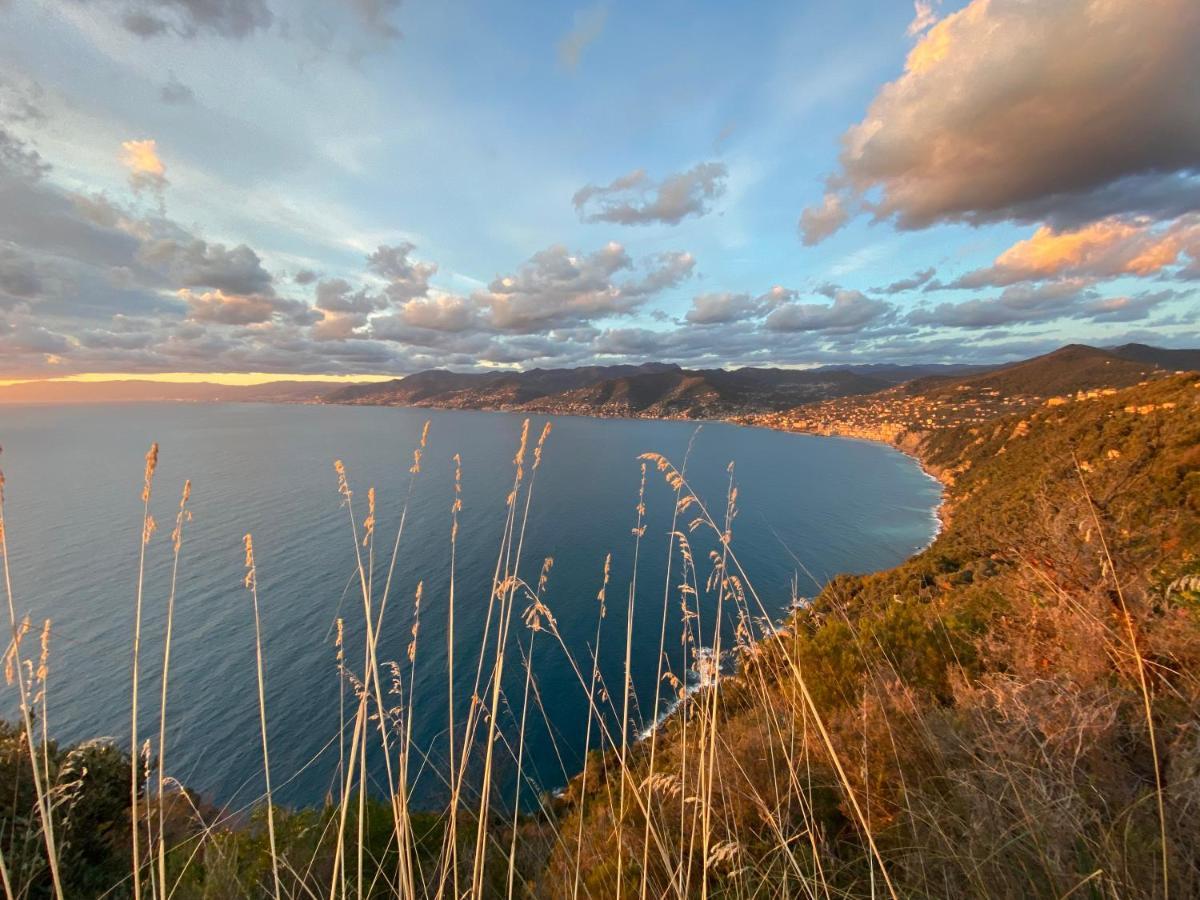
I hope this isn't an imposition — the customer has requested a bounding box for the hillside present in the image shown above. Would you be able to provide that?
[908,342,1160,397]
[324,344,1188,422]
[324,363,898,418]
[1109,342,1200,371]
[550,372,1200,898]
[754,344,1174,441]
[520,366,890,417]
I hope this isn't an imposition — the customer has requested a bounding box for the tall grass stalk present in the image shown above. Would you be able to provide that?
[615,463,648,900]
[572,552,609,900]
[329,691,368,898]
[507,557,552,897]
[1,461,64,899]
[243,534,282,900]
[156,479,190,898]
[470,421,548,897]
[637,433,692,900]
[334,460,410,895]
[129,442,158,900]
[1075,455,1169,899]
[442,452,462,900]
[641,451,900,900]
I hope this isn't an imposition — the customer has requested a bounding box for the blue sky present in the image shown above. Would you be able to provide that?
[0,0,1196,378]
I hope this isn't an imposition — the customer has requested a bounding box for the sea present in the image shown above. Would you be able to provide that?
[0,402,941,812]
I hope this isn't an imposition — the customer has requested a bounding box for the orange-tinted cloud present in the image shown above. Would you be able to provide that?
[952,215,1200,287]
[801,0,1200,242]
[120,139,168,197]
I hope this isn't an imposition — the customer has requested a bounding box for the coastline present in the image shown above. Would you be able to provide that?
[311,395,954,785]
[748,421,950,536]
[623,422,947,763]
[327,394,956,554]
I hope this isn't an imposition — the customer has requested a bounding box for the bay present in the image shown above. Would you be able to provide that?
[0,402,940,810]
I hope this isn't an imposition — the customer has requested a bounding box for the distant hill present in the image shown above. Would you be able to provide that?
[324,344,1189,420]
[325,363,892,418]
[1108,342,1200,371]
[327,363,682,408]
[0,379,346,405]
[815,361,995,383]
[3,344,1192,416]
[753,344,1186,442]
[901,344,1162,400]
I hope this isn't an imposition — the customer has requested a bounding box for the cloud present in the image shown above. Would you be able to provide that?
[181,288,315,326]
[558,4,607,71]
[574,163,726,226]
[685,292,754,325]
[1083,289,1177,323]
[1,127,48,180]
[906,0,938,36]
[684,287,786,325]
[877,267,936,294]
[950,216,1200,288]
[120,139,168,199]
[801,0,1200,240]
[765,289,891,333]
[636,250,696,293]
[0,247,42,304]
[907,280,1096,328]
[472,242,693,332]
[82,0,274,39]
[309,277,385,339]
[160,73,195,105]
[0,77,46,124]
[394,294,479,332]
[367,242,437,302]
[314,277,380,313]
[0,320,74,356]
[311,310,365,340]
[0,128,331,345]
[139,238,274,295]
[180,289,275,325]
[798,192,848,245]
[345,0,402,40]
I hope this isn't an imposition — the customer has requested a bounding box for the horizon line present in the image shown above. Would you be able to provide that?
[0,371,405,388]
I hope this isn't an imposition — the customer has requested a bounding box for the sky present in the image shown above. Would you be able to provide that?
[0,0,1197,380]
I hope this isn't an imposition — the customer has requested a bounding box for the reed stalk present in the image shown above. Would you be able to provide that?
[156,479,190,897]
[243,534,281,900]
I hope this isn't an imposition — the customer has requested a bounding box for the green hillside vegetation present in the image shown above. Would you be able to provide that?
[546,372,1200,897]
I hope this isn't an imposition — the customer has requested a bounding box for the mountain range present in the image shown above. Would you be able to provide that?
[322,343,1194,419]
[1,343,1195,414]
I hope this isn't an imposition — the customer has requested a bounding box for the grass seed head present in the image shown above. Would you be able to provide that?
[36,619,50,685]
[362,486,376,546]
[243,533,256,590]
[141,442,159,502]
[408,580,423,662]
[333,459,351,502]
[533,421,552,470]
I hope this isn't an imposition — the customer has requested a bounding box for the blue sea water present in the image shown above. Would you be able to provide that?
[0,402,940,811]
